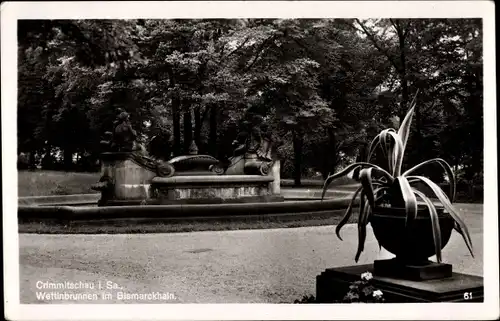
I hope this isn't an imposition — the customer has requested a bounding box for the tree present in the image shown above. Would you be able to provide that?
[18,19,143,170]
[351,19,483,182]
[17,18,482,188]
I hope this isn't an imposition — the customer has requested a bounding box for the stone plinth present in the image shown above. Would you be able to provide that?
[93,151,283,206]
[151,175,283,204]
[97,153,157,205]
[374,258,452,281]
[167,155,221,176]
[317,264,483,303]
[270,160,280,195]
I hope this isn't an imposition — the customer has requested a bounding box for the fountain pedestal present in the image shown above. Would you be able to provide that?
[93,151,282,206]
[93,111,283,206]
[92,152,173,206]
[151,173,283,204]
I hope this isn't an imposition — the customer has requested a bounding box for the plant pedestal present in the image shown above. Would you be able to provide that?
[316,264,483,303]
[373,258,452,281]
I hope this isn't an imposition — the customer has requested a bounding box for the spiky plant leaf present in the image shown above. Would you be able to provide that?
[395,176,418,228]
[453,221,469,246]
[407,175,474,257]
[382,129,396,161]
[359,168,375,209]
[359,190,366,220]
[413,189,443,263]
[321,162,394,200]
[398,90,419,151]
[321,163,362,200]
[380,129,390,160]
[373,188,388,252]
[355,199,371,262]
[354,191,367,262]
[336,186,363,241]
[384,133,395,174]
[387,130,404,176]
[403,158,456,202]
[374,187,388,203]
[408,89,420,108]
[398,105,415,151]
[366,135,380,162]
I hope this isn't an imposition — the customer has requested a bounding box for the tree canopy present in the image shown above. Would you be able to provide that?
[18,18,483,185]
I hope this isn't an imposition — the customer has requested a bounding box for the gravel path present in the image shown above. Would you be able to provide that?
[19,204,482,304]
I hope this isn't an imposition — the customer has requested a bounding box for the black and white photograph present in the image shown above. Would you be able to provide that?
[2,1,498,320]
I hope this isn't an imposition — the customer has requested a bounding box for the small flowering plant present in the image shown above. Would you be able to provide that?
[361,271,373,281]
[343,272,385,303]
[293,272,385,303]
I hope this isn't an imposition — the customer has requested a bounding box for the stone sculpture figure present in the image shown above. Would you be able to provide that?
[232,121,251,157]
[113,111,138,152]
[99,131,114,151]
[148,131,172,161]
[248,117,273,162]
[93,110,176,201]
[225,114,275,175]
[188,140,199,155]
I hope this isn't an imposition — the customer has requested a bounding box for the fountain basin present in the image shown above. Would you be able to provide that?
[92,151,282,206]
[151,175,282,204]
[18,198,353,220]
[17,188,353,207]
[17,190,358,233]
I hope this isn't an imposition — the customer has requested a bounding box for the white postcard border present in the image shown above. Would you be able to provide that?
[2,1,498,320]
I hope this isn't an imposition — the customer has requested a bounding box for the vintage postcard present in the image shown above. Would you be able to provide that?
[2,1,498,320]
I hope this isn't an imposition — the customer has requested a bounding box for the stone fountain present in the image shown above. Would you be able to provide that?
[91,111,282,206]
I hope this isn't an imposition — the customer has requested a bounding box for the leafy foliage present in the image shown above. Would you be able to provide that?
[293,271,385,303]
[18,18,482,192]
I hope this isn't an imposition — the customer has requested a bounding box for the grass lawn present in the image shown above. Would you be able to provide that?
[18,203,482,235]
[17,170,357,197]
[19,209,356,234]
[17,171,482,235]
[18,170,100,196]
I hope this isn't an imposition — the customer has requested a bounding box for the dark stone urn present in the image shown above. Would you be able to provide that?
[370,206,455,280]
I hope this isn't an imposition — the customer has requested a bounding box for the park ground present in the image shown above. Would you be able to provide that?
[17,170,360,234]
[17,171,483,303]
[18,170,336,196]
[19,204,482,304]
[18,171,103,196]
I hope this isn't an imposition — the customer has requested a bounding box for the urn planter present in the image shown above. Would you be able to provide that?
[319,91,479,299]
[370,205,455,280]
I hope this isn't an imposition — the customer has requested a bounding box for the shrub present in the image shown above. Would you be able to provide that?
[293,272,385,303]
[17,153,30,170]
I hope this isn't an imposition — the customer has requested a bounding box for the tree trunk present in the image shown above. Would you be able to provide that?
[357,141,368,163]
[172,96,181,156]
[167,65,181,157]
[194,106,201,149]
[63,148,73,171]
[414,97,421,164]
[468,75,482,181]
[292,129,303,186]
[209,104,217,156]
[321,140,329,180]
[183,108,193,153]
[454,152,460,173]
[29,151,36,170]
[397,20,409,122]
[327,128,338,176]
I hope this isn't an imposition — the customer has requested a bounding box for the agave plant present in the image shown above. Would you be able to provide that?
[322,92,474,263]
